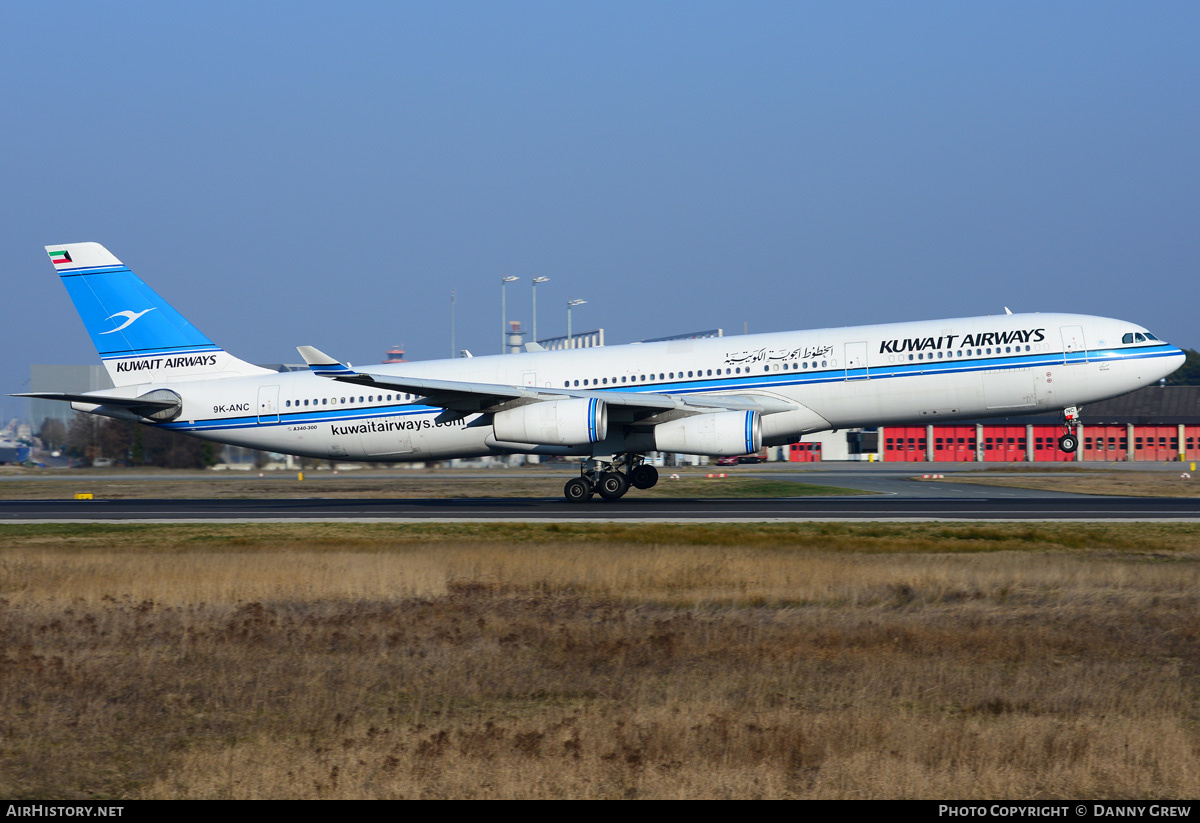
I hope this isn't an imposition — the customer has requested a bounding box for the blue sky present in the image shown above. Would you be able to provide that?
[3,2,1197,422]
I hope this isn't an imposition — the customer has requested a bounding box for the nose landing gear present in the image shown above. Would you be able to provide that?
[1058,406,1080,453]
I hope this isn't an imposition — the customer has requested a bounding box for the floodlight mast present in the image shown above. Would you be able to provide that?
[532,276,549,343]
[567,298,587,349]
[501,276,519,353]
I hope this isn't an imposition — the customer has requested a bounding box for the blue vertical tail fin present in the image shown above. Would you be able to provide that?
[46,242,273,387]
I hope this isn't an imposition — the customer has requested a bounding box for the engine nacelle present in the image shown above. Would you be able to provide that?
[651,410,762,456]
[493,398,608,446]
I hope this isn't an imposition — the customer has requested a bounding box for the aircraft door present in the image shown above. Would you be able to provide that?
[1060,326,1087,364]
[523,371,537,387]
[844,341,868,380]
[257,385,280,423]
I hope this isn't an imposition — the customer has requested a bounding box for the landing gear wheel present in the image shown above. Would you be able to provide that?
[630,464,659,490]
[597,471,630,501]
[1058,434,1078,453]
[564,477,594,502]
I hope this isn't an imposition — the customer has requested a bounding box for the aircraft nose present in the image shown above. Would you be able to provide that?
[1163,346,1187,380]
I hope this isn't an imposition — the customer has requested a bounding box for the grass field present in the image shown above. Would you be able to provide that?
[2,522,1198,799]
[945,470,1200,497]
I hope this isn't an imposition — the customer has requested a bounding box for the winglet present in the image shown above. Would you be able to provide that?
[297,346,361,378]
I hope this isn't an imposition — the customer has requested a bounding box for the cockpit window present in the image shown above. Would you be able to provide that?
[1122,333,1133,344]
[1135,333,1146,342]
[1144,332,1158,340]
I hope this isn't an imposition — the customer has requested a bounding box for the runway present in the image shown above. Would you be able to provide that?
[3,495,1200,522]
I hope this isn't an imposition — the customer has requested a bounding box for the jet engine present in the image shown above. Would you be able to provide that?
[651,410,761,456]
[493,397,608,446]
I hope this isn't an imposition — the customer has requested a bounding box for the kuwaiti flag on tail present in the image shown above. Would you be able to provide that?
[48,249,73,266]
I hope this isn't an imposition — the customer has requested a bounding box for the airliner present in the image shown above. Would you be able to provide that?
[20,242,1185,501]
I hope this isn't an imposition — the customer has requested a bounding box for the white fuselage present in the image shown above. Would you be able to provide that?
[77,312,1184,461]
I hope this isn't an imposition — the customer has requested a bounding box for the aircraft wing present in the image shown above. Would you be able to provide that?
[296,346,796,417]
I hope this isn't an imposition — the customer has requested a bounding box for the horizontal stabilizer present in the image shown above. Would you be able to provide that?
[14,390,183,422]
[14,391,178,409]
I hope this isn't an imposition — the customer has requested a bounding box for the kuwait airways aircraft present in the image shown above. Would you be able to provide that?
[20,242,1185,501]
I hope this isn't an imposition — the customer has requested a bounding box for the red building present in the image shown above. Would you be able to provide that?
[857,386,1199,463]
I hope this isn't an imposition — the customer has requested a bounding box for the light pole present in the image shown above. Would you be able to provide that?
[501,276,518,353]
[567,298,586,350]
[531,276,549,344]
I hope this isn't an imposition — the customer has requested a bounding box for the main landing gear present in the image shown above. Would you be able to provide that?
[1058,406,1080,453]
[563,454,660,503]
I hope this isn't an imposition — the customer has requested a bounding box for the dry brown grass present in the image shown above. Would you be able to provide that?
[2,523,1199,799]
